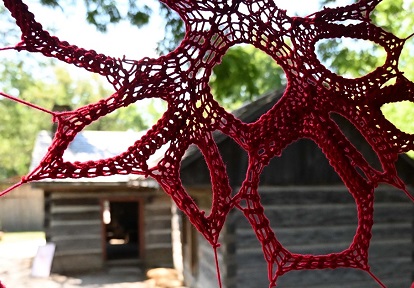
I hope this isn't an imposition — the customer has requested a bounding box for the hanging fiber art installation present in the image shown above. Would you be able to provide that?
[1,0,414,287]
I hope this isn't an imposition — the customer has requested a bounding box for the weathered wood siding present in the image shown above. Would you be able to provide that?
[179,215,229,288]
[176,188,236,288]
[179,91,414,288]
[144,194,174,268]
[230,185,413,288]
[45,191,103,273]
[180,135,414,288]
[42,186,173,273]
[0,182,44,231]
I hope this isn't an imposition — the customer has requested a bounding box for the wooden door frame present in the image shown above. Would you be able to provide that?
[100,197,145,261]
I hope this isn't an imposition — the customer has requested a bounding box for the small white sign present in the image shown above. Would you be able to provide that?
[31,243,56,278]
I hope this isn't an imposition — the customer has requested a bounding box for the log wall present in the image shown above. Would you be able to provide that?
[42,187,173,273]
[230,185,413,288]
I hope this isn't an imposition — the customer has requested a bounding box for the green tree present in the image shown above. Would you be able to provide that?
[2,0,413,179]
[33,0,284,107]
[318,0,414,136]
[0,62,149,179]
[210,45,284,109]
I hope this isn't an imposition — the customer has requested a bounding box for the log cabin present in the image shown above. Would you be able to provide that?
[31,130,174,273]
[178,89,414,288]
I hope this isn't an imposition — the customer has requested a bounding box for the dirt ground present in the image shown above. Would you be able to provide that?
[0,237,185,288]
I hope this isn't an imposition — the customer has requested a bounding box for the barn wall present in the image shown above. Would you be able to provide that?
[0,182,44,232]
[231,185,413,288]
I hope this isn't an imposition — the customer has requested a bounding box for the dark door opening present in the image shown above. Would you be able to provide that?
[103,200,140,261]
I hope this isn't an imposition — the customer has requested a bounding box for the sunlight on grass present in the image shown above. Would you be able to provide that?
[0,231,45,243]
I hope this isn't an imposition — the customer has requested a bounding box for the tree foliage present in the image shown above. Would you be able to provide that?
[36,0,283,107]
[40,0,154,32]
[1,0,413,178]
[0,62,149,179]
[210,45,284,109]
[318,0,414,141]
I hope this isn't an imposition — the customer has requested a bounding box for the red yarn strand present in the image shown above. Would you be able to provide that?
[0,181,24,197]
[213,246,223,288]
[0,92,55,116]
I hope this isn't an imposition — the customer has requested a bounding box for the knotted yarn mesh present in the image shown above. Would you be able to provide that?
[1,0,414,287]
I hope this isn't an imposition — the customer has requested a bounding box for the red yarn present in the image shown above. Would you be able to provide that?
[1,1,414,287]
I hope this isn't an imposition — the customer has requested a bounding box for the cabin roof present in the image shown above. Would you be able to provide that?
[30,130,162,185]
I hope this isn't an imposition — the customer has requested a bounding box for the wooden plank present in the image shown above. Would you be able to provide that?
[236,223,412,249]
[146,243,173,249]
[53,237,101,251]
[51,205,100,213]
[50,197,99,206]
[234,203,411,228]
[144,219,172,230]
[47,223,101,235]
[51,234,101,242]
[236,257,412,288]
[51,211,101,221]
[50,219,100,226]
[256,185,409,205]
[52,253,103,273]
[146,230,173,244]
[54,248,101,257]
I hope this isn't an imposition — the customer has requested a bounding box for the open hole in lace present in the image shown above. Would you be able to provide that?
[316,38,386,79]
[381,100,414,158]
[180,130,248,213]
[275,1,320,17]
[28,1,166,59]
[230,138,359,287]
[330,113,382,172]
[60,99,167,165]
[209,44,286,111]
[179,145,214,216]
[259,139,358,255]
[398,36,414,82]
[381,101,414,135]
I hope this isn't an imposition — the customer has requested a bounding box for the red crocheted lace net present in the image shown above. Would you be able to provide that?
[1,0,414,287]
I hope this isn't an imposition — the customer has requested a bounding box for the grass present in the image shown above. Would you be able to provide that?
[0,231,45,243]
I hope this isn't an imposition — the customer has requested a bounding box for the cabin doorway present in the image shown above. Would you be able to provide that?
[102,199,142,261]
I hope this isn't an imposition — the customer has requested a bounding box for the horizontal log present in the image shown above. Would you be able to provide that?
[50,219,101,226]
[144,218,172,230]
[146,231,173,244]
[50,197,99,206]
[47,223,101,235]
[53,236,101,252]
[51,211,101,221]
[236,223,412,249]
[51,234,101,242]
[51,205,100,213]
[256,185,410,205]
[234,203,412,228]
[236,257,412,288]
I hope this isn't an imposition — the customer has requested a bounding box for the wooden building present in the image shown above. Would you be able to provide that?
[31,130,174,273]
[178,90,414,288]
[0,178,44,232]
